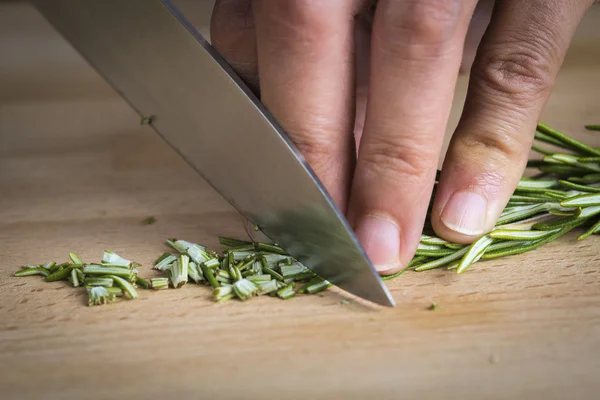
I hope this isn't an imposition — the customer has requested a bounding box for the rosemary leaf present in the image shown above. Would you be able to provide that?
[233,279,259,301]
[83,265,134,281]
[584,125,600,131]
[101,250,131,268]
[578,218,600,240]
[200,263,220,288]
[167,255,189,288]
[490,228,560,241]
[560,192,600,208]
[15,267,50,277]
[213,285,234,302]
[87,286,116,306]
[84,277,114,287]
[414,247,469,272]
[69,252,83,265]
[107,275,138,299]
[150,277,169,290]
[70,268,80,287]
[135,276,150,289]
[456,235,494,274]
[537,122,600,156]
[415,248,456,257]
[218,237,252,247]
[154,254,176,271]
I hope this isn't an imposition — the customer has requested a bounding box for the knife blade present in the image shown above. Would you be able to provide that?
[31,0,395,307]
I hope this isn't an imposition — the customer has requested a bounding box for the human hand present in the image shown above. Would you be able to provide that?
[211,0,596,274]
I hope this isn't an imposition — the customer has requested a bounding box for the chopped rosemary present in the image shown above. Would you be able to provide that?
[14,267,50,277]
[166,255,189,288]
[88,286,116,306]
[84,277,114,287]
[101,250,131,268]
[142,216,156,225]
[151,277,169,290]
[14,124,600,308]
[140,115,155,125]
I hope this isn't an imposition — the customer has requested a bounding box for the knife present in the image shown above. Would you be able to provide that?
[31,0,395,307]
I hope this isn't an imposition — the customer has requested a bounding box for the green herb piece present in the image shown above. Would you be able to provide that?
[107,275,138,299]
[151,277,169,290]
[253,224,260,231]
[187,261,204,283]
[456,235,494,274]
[531,145,555,156]
[414,247,469,272]
[415,248,456,257]
[167,255,189,288]
[256,279,279,295]
[84,277,114,287]
[204,258,220,269]
[155,254,176,271]
[101,250,131,268]
[568,173,600,183]
[200,263,220,289]
[45,266,74,282]
[585,125,600,131]
[140,115,155,125]
[70,268,80,287]
[534,130,573,150]
[427,303,439,311]
[560,192,600,208]
[135,276,150,289]
[69,252,83,265]
[547,154,600,172]
[305,279,331,294]
[489,229,560,241]
[517,178,558,189]
[42,261,56,271]
[83,265,134,281]
[233,279,259,301]
[87,286,116,306]
[276,283,296,299]
[578,219,600,240]
[142,216,156,225]
[213,285,234,302]
[218,237,252,247]
[188,244,211,264]
[280,262,309,278]
[15,267,50,277]
[537,122,600,156]
[105,287,124,297]
[256,242,287,255]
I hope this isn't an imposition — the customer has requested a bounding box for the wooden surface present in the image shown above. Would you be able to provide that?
[1,3,600,400]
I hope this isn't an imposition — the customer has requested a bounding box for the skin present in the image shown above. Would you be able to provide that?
[210,0,597,275]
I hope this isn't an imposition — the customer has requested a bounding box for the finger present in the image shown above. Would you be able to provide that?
[431,0,594,243]
[349,0,478,273]
[211,0,259,93]
[252,0,368,211]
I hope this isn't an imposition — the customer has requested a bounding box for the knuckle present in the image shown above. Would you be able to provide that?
[458,128,527,166]
[258,0,350,34]
[288,126,341,169]
[474,25,557,102]
[359,135,438,186]
[378,0,462,49]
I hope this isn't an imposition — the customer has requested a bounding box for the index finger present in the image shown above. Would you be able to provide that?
[252,1,364,211]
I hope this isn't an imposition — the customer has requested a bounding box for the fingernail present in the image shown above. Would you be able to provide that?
[441,191,487,235]
[355,215,401,272]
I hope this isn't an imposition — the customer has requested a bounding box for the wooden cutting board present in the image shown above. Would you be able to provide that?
[1,3,599,399]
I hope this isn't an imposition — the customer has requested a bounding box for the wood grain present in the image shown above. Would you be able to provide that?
[1,3,599,400]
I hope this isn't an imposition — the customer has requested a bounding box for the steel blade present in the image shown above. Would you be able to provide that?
[31,0,395,306]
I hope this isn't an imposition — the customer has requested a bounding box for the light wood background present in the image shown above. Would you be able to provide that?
[1,2,599,399]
